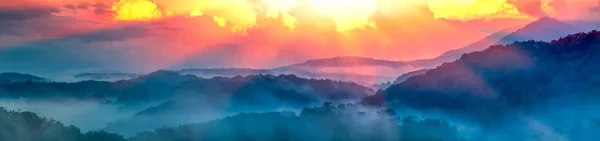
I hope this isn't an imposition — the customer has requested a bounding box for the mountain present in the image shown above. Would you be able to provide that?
[179,68,273,78]
[179,68,391,85]
[405,17,585,70]
[178,56,416,86]
[392,69,431,84]
[104,72,374,135]
[498,16,581,44]
[362,30,600,125]
[74,73,141,82]
[1,70,373,104]
[412,25,523,67]
[277,56,407,69]
[1,70,374,135]
[0,72,47,83]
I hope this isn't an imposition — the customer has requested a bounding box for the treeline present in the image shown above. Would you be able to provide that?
[129,102,461,141]
[0,107,126,141]
[0,103,462,141]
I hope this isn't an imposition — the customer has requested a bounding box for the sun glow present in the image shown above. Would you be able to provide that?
[111,0,166,21]
[111,0,548,32]
[304,0,379,32]
[427,0,527,20]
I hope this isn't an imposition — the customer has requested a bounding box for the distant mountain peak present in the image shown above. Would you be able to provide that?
[498,16,580,44]
[526,16,572,28]
[0,72,47,82]
[281,56,405,69]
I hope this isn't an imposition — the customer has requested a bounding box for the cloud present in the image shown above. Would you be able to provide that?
[93,3,115,16]
[0,6,61,36]
[0,6,59,22]
[73,26,151,43]
[591,2,600,13]
[507,0,547,17]
[64,3,90,10]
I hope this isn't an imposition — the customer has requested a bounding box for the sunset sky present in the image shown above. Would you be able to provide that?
[1,0,599,77]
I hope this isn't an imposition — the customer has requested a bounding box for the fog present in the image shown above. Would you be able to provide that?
[0,99,149,131]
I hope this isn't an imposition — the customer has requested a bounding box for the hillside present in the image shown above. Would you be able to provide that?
[74,73,141,82]
[277,56,407,69]
[179,67,393,86]
[363,30,600,123]
[409,25,522,68]
[0,107,125,141]
[103,72,374,135]
[407,17,584,70]
[0,71,374,135]
[392,69,431,84]
[1,71,372,103]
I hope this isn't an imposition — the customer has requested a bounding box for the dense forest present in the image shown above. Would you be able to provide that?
[0,107,126,141]
[0,70,373,106]
[363,30,600,139]
[130,102,461,141]
[0,103,461,141]
[0,71,374,135]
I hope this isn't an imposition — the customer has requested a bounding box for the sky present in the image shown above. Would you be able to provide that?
[0,0,599,78]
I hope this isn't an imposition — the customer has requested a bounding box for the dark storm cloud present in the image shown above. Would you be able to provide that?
[0,6,60,35]
[0,6,59,22]
[93,3,115,16]
[76,3,90,9]
[65,4,77,10]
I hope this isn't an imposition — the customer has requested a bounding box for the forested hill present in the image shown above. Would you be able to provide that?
[0,107,126,141]
[0,71,373,105]
[363,30,600,123]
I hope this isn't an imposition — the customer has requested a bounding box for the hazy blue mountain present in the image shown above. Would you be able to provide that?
[179,67,393,87]
[1,70,374,135]
[276,56,407,69]
[179,68,273,77]
[129,103,461,141]
[74,73,141,82]
[0,72,47,83]
[362,30,600,140]
[177,56,412,86]
[1,70,373,104]
[393,69,431,84]
[104,72,373,135]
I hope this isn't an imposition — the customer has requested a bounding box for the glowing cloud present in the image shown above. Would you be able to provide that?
[111,0,167,21]
[427,0,529,20]
[304,0,379,32]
